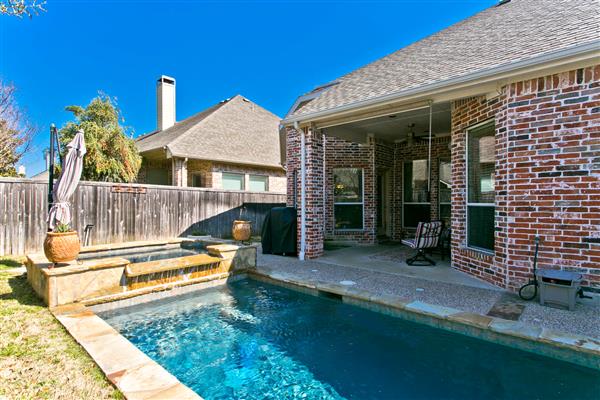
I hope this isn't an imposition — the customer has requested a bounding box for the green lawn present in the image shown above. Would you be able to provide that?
[0,258,122,399]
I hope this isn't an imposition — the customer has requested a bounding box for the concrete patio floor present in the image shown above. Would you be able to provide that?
[257,244,600,340]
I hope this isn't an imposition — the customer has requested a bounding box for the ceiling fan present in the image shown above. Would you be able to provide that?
[404,123,435,145]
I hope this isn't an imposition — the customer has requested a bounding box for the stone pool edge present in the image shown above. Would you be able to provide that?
[248,270,600,371]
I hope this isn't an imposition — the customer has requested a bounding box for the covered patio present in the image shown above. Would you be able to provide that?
[319,100,454,244]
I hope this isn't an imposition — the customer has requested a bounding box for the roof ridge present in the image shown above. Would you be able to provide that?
[232,94,283,120]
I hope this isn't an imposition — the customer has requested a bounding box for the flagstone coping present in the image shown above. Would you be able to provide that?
[51,303,201,400]
[249,270,600,370]
[26,252,130,277]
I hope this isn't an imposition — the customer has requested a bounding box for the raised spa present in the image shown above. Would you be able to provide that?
[99,279,600,400]
[78,242,205,263]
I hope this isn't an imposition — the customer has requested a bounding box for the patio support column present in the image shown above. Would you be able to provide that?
[286,124,324,259]
[302,125,325,259]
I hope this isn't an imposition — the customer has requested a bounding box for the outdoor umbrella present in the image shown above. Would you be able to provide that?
[47,129,86,230]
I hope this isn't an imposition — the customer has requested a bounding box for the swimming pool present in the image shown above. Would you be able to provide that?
[100,279,600,400]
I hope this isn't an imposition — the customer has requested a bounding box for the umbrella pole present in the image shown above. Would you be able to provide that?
[47,124,57,222]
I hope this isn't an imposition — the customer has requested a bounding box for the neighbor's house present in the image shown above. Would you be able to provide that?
[136,76,286,192]
[283,0,600,290]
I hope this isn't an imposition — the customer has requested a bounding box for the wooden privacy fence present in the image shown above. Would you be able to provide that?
[0,178,286,256]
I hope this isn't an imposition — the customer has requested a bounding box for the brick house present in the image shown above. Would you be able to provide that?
[283,0,600,291]
[136,76,286,192]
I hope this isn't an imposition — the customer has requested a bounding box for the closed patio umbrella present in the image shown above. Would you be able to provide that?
[47,129,86,230]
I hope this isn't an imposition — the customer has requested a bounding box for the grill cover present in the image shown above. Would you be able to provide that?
[262,207,297,255]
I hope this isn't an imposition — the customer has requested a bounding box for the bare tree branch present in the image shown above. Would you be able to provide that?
[0,0,46,18]
[0,79,36,176]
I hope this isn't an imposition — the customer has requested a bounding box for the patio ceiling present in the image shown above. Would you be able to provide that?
[324,101,451,144]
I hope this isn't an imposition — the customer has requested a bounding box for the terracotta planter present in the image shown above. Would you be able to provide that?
[44,231,80,263]
[232,220,252,242]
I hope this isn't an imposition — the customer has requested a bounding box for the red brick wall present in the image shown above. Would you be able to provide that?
[503,65,600,290]
[452,64,600,290]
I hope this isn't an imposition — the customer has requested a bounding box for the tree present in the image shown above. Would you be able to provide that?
[0,80,34,177]
[59,94,141,183]
[0,0,45,17]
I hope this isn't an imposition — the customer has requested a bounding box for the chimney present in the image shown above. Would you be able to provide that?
[44,148,50,170]
[157,75,176,131]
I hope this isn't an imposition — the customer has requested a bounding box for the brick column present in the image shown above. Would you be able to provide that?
[303,127,325,258]
[286,126,324,259]
[171,157,188,187]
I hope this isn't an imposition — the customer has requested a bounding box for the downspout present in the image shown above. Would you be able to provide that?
[297,121,307,261]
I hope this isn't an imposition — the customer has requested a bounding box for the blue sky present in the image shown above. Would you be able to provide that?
[1,0,496,176]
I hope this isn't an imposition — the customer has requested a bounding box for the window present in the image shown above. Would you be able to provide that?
[192,173,204,188]
[249,175,268,192]
[334,168,363,230]
[403,160,430,228]
[439,159,451,227]
[467,122,495,252]
[222,172,245,190]
[147,168,168,185]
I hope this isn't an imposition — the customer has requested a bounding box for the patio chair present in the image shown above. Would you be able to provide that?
[401,221,443,266]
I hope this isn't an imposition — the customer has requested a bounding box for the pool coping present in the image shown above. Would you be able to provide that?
[247,270,600,370]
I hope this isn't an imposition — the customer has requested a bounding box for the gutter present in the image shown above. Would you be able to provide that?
[282,40,600,126]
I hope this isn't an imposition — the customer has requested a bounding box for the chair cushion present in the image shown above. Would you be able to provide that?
[401,238,416,248]
[413,221,443,249]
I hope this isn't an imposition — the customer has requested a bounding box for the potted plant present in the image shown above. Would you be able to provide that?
[232,220,252,242]
[232,207,251,242]
[43,223,81,264]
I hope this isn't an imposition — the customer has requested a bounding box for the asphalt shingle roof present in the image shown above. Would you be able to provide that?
[136,95,283,168]
[287,0,600,119]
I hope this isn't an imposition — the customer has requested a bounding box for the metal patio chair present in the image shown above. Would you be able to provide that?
[401,221,443,266]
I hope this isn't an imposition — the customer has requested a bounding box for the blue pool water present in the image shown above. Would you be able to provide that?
[100,279,600,400]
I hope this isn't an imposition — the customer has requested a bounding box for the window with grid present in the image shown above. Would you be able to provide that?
[467,122,495,252]
[334,168,363,230]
